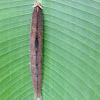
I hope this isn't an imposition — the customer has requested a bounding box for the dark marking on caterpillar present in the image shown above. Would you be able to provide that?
[35,37,38,48]
[30,2,43,100]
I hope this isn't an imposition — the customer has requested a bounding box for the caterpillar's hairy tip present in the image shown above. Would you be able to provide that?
[33,2,43,9]
[37,97,41,100]
[35,97,42,100]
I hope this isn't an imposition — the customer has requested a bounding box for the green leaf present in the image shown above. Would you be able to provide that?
[0,0,100,100]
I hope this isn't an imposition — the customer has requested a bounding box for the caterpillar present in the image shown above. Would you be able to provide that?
[30,2,43,100]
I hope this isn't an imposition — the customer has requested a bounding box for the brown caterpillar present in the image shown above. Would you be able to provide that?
[30,2,43,100]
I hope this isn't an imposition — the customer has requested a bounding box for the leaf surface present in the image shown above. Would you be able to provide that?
[0,0,100,100]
